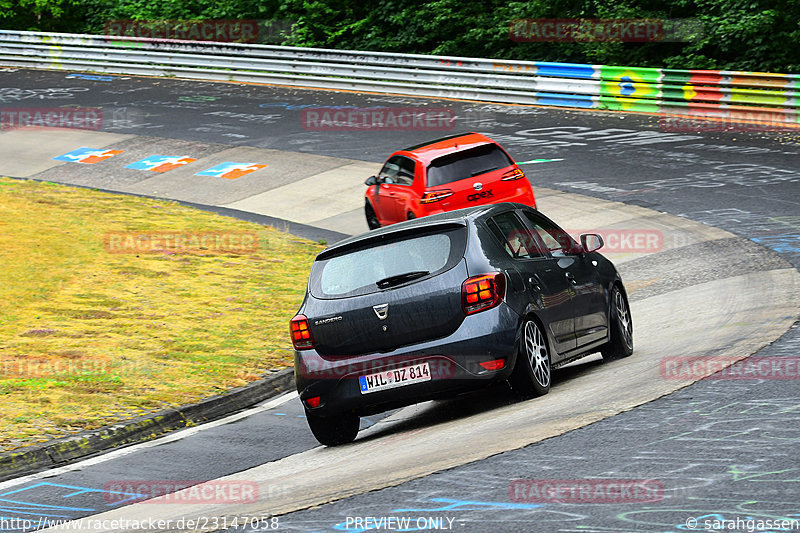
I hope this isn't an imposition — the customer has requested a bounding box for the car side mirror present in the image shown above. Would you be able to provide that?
[580,233,604,253]
[365,176,378,186]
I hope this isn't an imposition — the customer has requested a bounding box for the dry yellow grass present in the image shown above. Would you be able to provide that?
[0,177,324,451]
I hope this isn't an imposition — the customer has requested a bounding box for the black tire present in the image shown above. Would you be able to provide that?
[306,411,360,446]
[601,285,634,361]
[509,317,551,398]
[365,202,380,230]
[407,212,416,220]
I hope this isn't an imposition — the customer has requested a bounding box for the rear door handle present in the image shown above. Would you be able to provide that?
[565,272,577,285]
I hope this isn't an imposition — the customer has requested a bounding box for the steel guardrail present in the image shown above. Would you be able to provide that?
[1,30,798,124]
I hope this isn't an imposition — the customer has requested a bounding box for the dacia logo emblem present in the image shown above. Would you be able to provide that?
[373,303,389,320]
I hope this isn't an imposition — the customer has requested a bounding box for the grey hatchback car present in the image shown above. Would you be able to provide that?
[291,203,633,445]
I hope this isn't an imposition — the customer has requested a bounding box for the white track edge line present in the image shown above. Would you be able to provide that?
[0,391,298,491]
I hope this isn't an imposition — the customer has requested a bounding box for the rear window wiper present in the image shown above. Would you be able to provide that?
[376,270,430,288]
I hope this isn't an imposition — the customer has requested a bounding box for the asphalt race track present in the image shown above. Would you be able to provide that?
[1,67,800,533]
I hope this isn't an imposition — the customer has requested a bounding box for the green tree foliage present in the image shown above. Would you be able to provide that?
[269,0,799,72]
[0,0,797,72]
[668,0,800,72]
[0,0,84,31]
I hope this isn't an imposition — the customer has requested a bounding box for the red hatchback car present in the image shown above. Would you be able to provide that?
[364,132,536,229]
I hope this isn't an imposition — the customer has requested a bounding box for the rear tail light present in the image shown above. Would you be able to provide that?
[479,359,506,371]
[305,396,321,408]
[462,273,506,315]
[501,168,525,181]
[420,189,454,204]
[290,314,314,350]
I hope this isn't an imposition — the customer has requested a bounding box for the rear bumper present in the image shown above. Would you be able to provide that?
[490,184,536,209]
[416,184,536,218]
[295,302,520,417]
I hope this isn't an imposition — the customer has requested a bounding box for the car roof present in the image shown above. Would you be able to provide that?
[397,132,497,165]
[318,202,531,260]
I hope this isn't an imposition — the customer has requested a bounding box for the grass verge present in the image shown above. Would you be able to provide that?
[0,177,324,451]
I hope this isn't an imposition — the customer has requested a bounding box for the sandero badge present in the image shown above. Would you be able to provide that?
[290,203,633,446]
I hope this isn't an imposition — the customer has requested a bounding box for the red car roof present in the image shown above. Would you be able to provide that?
[399,132,496,165]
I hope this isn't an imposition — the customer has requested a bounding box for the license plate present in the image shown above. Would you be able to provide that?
[359,362,431,394]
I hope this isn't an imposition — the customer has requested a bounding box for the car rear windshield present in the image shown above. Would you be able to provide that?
[425,144,514,187]
[310,227,466,298]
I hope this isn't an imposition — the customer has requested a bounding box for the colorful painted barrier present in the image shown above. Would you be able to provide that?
[596,66,800,123]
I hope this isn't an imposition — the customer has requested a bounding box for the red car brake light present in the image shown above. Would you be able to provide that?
[305,396,321,408]
[420,190,454,204]
[462,273,506,315]
[501,168,525,181]
[290,314,314,350]
[479,359,506,371]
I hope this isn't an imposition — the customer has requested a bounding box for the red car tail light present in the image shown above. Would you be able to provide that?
[478,358,506,371]
[305,396,321,408]
[420,189,454,204]
[462,273,506,315]
[290,314,314,350]
[501,168,525,181]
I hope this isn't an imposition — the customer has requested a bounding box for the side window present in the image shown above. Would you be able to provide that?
[379,156,415,186]
[523,212,579,257]
[396,157,416,185]
[486,212,546,259]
